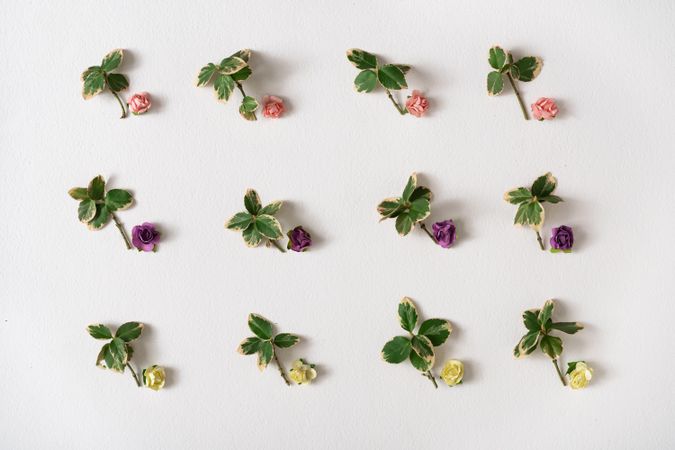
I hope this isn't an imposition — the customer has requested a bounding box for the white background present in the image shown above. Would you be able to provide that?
[1,1,674,449]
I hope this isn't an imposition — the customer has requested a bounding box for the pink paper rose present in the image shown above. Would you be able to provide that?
[262,95,285,118]
[405,90,429,117]
[128,92,151,115]
[531,97,558,121]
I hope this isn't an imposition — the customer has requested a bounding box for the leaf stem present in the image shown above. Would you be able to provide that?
[420,223,438,245]
[536,231,545,251]
[506,72,529,120]
[273,351,291,386]
[127,363,142,387]
[423,370,438,389]
[385,89,407,115]
[269,239,286,253]
[235,81,257,120]
[111,212,133,250]
[552,359,567,386]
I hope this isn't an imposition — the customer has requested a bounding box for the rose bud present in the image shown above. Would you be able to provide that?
[405,90,429,117]
[550,225,573,252]
[131,222,160,252]
[531,97,558,121]
[142,365,166,391]
[432,220,457,248]
[440,360,464,387]
[287,226,312,252]
[567,361,593,390]
[262,95,285,118]
[127,92,151,115]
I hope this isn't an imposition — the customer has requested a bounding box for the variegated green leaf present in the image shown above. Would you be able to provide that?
[244,189,261,215]
[346,48,377,70]
[407,198,431,222]
[514,201,544,230]
[540,195,563,204]
[538,300,555,325]
[108,337,128,371]
[409,186,432,202]
[488,46,508,70]
[377,197,402,219]
[273,333,299,348]
[539,335,563,359]
[242,224,262,247]
[259,201,282,216]
[78,199,96,223]
[237,336,262,355]
[87,175,105,200]
[100,49,123,72]
[377,64,407,90]
[522,309,541,331]
[230,49,251,62]
[531,172,557,198]
[398,297,418,332]
[226,212,253,231]
[513,56,542,82]
[81,68,105,99]
[395,213,414,236]
[213,73,235,102]
[106,73,128,93]
[257,341,274,371]
[96,344,109,367]
[231,66,252,82]
[410,335,435,371]
[549,322,583,334]
[381,336,411,364]
[87,204,111,230]
[504,187,532,205]
[254,215,283,240]
[514,330,541,358]
[418,319,452,346]
[87,324,112,340]
[219,56,247,75]
[68,187,89,200]
[401,173,417,200]
[104,189,133,211]
[197,63,217,86]
[115,322,143,342]
[487,71,504,96]
[354,69,377,93]
[248,314,273,340]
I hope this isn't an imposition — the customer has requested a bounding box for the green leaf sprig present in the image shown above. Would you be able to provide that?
[514,300,584,386]
[346,48,416,115]
[81,49,131,119]
[381,297,453,388]
[503,172,562,250]
[68,175,134,250]
[196,49,260,121]
[486,46,543,120]
[237,314,301,386]
[87,322,161,389]
[377,173,439,244]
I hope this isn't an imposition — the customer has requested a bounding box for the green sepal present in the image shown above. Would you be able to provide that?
[197,63,217,86]
[513,56,542,82]
[488,46,508,70]
[257,341,273,371]
[106,73,129,93]
[226,212,253,231]
[237,336,262,355]
[87,324,113,340]
[273,333,299,348]
[487,71,504,96]
[244,189,262,215]
[418,319,452,346]
[248,314,273,340]
[397,297,418,332]
[531,173,557,198]
[381,336,411,364]
[115,322,143,342]
[104,189,133,211]
[78,199,97,223]
[87,175,105,200]
[213,73,235,102]
[354,69,377,93]
[346,49,377,70]
[377,64,407,90]
[100,49,123,72]
[539,335,563,359]
[409,335,435,372]
[254,215,283,240]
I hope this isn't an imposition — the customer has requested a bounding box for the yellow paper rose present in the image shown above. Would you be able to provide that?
[289,359,317,385]
[568,362,592,389]
[143,365,166,391]
[440,359,464,386]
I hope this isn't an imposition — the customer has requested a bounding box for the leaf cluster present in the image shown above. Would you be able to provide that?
[68,175,133,230]
[87,322,143,372]
[503,172,561,231]
[225,189,283,247]
[81,49,128,99]
[486,46,542,96]
[514,300,583,359]
[197,49,259,120]
[237,314,299,371]
[347,49,411,93]
[377,173,431,236]
[381,297,452,373]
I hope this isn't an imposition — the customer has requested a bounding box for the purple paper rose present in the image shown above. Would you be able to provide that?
[432,220,456,248]
[550,225,574,251]
[131,222,160,252]
[287,226,312,252]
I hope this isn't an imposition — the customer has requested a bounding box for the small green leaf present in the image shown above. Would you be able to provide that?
[513,56,542,82]
[566,361,585,375]
[398,297,418,332]
[231,66,252,82]
[395,64,411,74]
[401,173,417,200]
[240,96,259,113]
[522,310,540,331]
[395,213,414,236]
[377,64,407,90]
[540,195,563,204]
[410,335,435,371]
[488,46,508,70]
[257,341,273,371]
[197,63,217,86]
[96,344,109,367]
[409,186,432,202]
[226,212,253,231]
[259,201,282,216]
[407,198,431,222]
[81,68,105,99]
[242,224,262,247]
[244,189,261,215]
[418,319,452,346]
[354,69,377,93]
[381,336,411,364]
[108,337,128,371]
[539,335,563,359]
[237,336,262,355]
[219,56,247,75]
[514,330,541,358]
[87,324,112,340]
[115,322,143,342]
[248,314,273,340]
[514,201,544,230]
[346,48,377,70]
[104,189,133,211]
[100,49,123,72]
[504,187,532,205]
[87,204,111,230]
[106,73,129,93]
[68,187,89,200]
[230,49,251,62]
[254,215,283,240]
[377,198,403,219]
[88,176,105,200]
[487,71,504,96]
[213,73,235,102]
[538,300,555,325]
[531,173,557,198]
[509,64,520,79]
[549,322,583,335]
[273,333,299,348]
[78,199,97,223]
